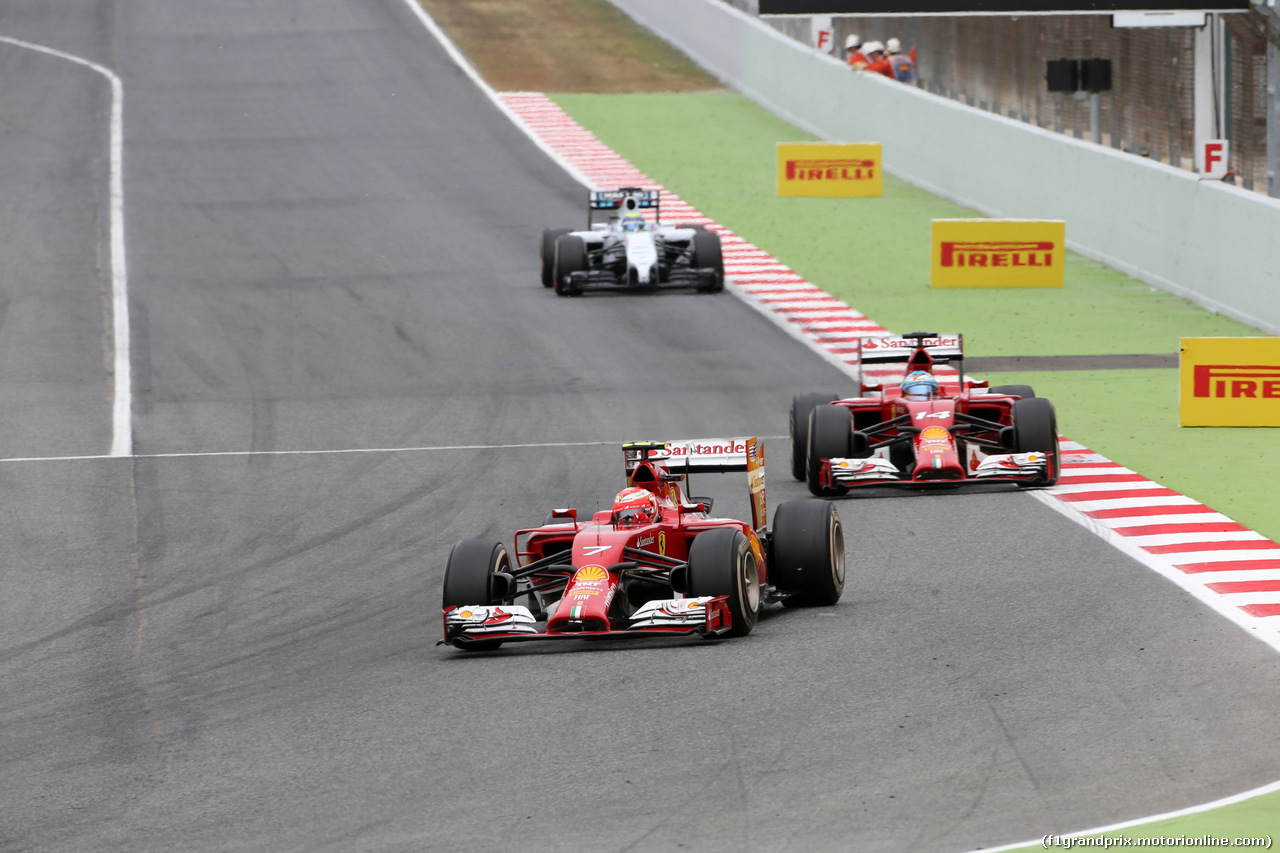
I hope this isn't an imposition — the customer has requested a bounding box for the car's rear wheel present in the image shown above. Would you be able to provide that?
[989,384,1036,399]
[541,228,571,288]
[790,393,838,481]
[692,230,724,293]
[806,404,852,497]
[1012,397,1060,486]
[442,539,512,650]
[687,528,760,637]
[771,500,845,607]
[554,235,586,296]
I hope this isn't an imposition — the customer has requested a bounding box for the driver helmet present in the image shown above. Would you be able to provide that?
[621,212,646,232]
[901,370,939,400]
[613,487,659,526]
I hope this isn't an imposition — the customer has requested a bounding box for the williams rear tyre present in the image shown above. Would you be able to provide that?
[790,393,837,482]
[806,404,852,497]
[692,229,724,293]
[989,384,1036,399]
[687,527,761,637]
[1012,396,1061,487]
[541,227,571,288]
[771,500,845,607]
[553,235,587,297]
[442,539,512,650]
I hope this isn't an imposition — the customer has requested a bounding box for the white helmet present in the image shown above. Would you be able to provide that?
[886,37,902,54]
[845,33,861,50]
[862,40,885,56]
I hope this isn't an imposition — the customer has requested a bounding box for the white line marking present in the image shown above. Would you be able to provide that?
[0,436,791,464]
[967,776,1280,853]
[0,36,130,457]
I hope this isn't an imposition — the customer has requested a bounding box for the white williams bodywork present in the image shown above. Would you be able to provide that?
[541,188,724,296]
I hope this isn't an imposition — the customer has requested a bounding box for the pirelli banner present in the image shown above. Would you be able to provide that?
[930,219,1064,288]
[777,142,882,198]
[1180,337,1280,427]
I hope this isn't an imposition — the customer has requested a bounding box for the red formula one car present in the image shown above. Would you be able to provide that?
[790,332,1060,496]
[440,438,844,650]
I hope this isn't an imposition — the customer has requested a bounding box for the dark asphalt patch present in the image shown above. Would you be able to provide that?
[966,354,1179,371]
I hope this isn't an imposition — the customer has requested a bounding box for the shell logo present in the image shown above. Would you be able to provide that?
[920,426,950,441]
[459,610,473,619]
[574,565,608,583]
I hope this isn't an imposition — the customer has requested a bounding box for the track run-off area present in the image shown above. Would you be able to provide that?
[0,0,1276,850]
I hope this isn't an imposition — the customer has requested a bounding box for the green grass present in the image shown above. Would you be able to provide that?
[553,91,1278,543]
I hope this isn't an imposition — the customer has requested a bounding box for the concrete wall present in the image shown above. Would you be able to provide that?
[609,0,1280,335]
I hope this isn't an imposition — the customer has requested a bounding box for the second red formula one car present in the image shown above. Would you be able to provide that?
[790,332,1061,496]
[440,438,844,650]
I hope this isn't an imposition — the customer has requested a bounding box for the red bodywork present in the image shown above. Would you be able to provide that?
[441,439,768,648]
[806,333,1060,492]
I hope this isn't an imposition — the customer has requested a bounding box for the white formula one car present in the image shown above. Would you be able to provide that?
[540,188,725,296]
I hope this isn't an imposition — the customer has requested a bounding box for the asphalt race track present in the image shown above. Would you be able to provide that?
[1,1,1278,850]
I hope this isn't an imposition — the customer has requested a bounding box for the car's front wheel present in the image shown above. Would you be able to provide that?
[1012,397,1060,486]
[441,539,512,650]
[806,404,852,497]
[554,235,587,296]
[687,528,760,637]
[790,393,837,481]
[541,227,571,288]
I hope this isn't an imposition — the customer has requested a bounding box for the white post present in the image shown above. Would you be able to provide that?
[1193,14,1225,172]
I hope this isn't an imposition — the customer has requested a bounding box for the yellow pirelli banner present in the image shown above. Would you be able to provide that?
[1180,337,1280,427]
[930,219,1065,288]
[777,142,882,198]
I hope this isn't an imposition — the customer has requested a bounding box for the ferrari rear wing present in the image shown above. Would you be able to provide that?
[856,332,964,388]
[623,438,767,530]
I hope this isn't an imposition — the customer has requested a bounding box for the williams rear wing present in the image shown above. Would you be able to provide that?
[588,188,661,227]
[623,438,767,531]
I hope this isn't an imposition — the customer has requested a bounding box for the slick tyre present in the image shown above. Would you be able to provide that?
[692,229,724,293]
[554,235,586,296]
[442,539,510,608]
[1012,397,1061,487]
[541,228,571,288]
[989,384,1036,399]
[806,404,852,497]
[771,500,845,607]
[442,540,512,651]
[790,393,838,482]
[687,528,761,637]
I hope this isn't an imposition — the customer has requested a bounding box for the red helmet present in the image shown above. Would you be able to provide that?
[613,487,659,526]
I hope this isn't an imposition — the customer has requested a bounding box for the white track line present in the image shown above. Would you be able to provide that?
[0,36,131,458]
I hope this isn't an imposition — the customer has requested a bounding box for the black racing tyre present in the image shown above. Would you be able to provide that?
[541,227,571,288]
[687,527,761,637]
[771,500,845,607]
[692,229,724,293]
[553,235,587,296]
[989,384,1036,399]
[676,222,708,231]
[1012,397,1061,487]
[442,540,512,651]
[806,404,852,497]
[442,539,510,608]
[790,393,838,481]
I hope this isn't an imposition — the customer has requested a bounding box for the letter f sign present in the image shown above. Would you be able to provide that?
[1200,140,1228,180]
